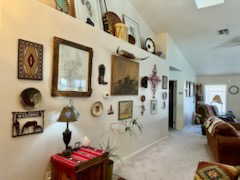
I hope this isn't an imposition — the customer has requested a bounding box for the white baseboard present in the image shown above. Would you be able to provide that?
[113,136,168,170]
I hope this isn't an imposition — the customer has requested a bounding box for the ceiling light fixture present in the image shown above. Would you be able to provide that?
[194,0,224,9]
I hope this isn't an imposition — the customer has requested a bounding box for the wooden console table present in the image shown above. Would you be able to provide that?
[51,147,112,180]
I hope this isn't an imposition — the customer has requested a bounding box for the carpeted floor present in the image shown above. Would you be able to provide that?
[115,125,213,180]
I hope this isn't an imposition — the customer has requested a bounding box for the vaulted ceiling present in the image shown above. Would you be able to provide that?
[129,0,240,75]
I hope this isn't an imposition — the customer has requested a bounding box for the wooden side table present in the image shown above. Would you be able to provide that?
[51,147,112,180]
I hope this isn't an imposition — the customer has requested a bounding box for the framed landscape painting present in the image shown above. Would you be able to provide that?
[118,101,133,120]
[111,55,139,95]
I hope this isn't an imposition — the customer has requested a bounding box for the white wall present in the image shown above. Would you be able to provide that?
[0,0,169,180]
[197,74,240,120]
[158,33,197,129]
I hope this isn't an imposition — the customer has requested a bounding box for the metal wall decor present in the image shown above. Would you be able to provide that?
[12,110,44,138]
[18,39,43,80]
[148,64,161,98]
[98,64,108,85]
[52,37,93,97]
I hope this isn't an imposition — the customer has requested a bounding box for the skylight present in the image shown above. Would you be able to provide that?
[194,0,224,9]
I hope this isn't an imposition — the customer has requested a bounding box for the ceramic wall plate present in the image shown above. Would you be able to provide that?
[20,88,42,109]
[91,101,104,117]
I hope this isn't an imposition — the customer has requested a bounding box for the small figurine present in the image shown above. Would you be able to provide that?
[108,105,114,115]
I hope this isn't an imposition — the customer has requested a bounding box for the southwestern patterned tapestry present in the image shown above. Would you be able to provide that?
[18,39,43,80]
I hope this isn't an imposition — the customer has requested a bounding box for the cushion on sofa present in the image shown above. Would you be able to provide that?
[214,122,240,137]
[194,161,240,180]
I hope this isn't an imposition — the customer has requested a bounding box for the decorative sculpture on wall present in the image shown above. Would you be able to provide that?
[140,95,146,116]
[98,64,108,85]
[148,64,161,98]
[12,111,44,138]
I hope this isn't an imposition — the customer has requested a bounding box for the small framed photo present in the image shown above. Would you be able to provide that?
[123,15,141,47]
[151,100,158,115]
[18,39,43,80]
[162,75,168,89]
[118,101,133,120]
[74,0,102,28]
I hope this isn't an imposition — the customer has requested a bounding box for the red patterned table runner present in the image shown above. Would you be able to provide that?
[51,147,105,170]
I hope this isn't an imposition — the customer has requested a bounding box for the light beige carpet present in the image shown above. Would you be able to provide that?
[115,125,213,180]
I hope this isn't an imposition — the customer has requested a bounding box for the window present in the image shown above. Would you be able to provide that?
[204,85,227,115]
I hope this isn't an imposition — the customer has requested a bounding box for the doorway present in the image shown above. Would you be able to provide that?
[169,80,177,129]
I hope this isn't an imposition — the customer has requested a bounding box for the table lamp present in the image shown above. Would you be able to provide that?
[57,103,79,156]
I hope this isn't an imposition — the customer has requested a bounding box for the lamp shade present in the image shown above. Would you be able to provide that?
[57,105,79,123]
[212,95,223,104]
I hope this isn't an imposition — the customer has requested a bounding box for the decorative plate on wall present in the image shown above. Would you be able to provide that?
[229,85,239,95]
[20,88,42,110]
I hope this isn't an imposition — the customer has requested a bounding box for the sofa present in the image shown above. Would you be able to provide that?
[206,118,240,165]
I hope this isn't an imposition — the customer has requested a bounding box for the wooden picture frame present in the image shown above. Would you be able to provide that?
[55,0,76,17]
[118,101,133,120]
[111,55,139,96]
[52,37,93,97]
[18,39,43,80]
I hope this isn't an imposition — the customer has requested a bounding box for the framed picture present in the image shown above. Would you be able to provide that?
[111,55,139,95]
[52,37,93,97]
[162,75,168,89]
[151,100,158,114]
[74,0,102,28]
[123,15,141,47]
[118,101,133,120]
[55,0,76,17]
[18,39,43,80]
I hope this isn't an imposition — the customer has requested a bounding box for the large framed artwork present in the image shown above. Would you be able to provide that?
[18,39,43,80]
[52,37,93,97]
[111,55,139,95]
[118,101,133,120]
[74,0,102,28]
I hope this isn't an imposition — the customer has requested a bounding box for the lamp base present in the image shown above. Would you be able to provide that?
[62,147,72,157]
[62,123,72,156]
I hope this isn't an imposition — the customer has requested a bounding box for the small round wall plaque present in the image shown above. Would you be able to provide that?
[229,85,239,95]
[91,101,104,117]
